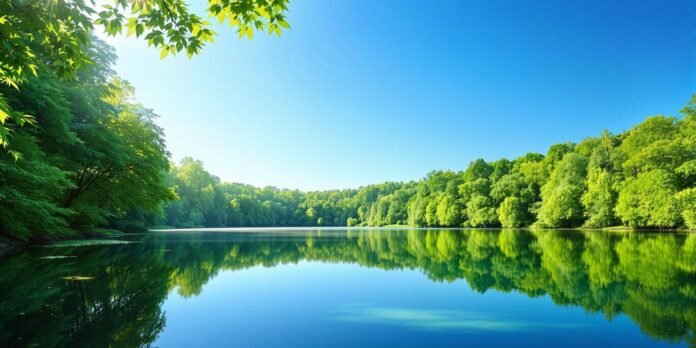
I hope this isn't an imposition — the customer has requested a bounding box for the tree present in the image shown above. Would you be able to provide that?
[0,0,291,149]
[62,79,172,227]
[164,158,222,227]
[466,194,498,227]
[582,131,621,227]
[463,159,493,182]
[545,143,576,170]
[498,197,527,228]
[676,188,696,229]
[436,194,463,227]
[0,38,171,239]
[615,170,681,228]
[538,153,589,227]
[0,134,72,240]
[582,168,617,227]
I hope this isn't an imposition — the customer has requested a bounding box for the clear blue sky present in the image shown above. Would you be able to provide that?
[103,0,695,190]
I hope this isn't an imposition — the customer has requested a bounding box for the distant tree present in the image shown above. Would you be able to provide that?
[538,153,589,227]
[466,194,498,227]
[346,217,359,227]
[581,131,621,227]
[498,197,527,228]
[436,195,463,227]
[544,143,576,170]
[615,170,681,228]
[463,159,494,182]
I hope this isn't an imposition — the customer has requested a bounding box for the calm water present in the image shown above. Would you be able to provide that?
[0,228,694,347]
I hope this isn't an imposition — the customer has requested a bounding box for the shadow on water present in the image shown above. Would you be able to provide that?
[0,228,694,347]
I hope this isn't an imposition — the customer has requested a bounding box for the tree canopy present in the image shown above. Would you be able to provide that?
[0,37,172,240]
[158,98,696,231]
[0,0,290,150]
[0,0,694,240]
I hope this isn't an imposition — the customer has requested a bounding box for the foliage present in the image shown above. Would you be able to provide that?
[615,170,681,228]
[498,197,526,228]
[0,0,290,149]
[0,38,171,240]
[161,98,696,230]
[538,153,589,227]
[581,131,621,227]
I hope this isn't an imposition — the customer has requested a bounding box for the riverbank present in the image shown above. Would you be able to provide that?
[0,228,126,256]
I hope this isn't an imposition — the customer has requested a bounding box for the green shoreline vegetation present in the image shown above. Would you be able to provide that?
[0,0,694,242]
[160,104,696,232]
[0,34,694,241]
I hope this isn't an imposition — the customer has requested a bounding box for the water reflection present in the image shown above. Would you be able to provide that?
[0,229,694,347]
[330,305,586,331]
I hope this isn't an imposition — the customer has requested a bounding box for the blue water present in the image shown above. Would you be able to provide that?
[0,228,693,347]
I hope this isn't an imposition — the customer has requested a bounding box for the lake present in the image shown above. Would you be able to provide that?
[0,228,694,347]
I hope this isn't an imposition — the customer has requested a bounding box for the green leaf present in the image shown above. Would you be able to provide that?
[0,108,8,124]
[216,11,226,24]
[8,150,22,161]
[0,126,10,148]
[126,23,136,37]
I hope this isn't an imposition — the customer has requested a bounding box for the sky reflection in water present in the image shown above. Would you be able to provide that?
[0,228,693,347]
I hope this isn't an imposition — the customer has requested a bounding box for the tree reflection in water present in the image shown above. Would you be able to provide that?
[0,229,694,347]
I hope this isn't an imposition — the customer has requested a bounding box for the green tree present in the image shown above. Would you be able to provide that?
[0,134,72,239]
[538,153,589,227]
[0,38,171,239]
[581,131,621,227]
[615,170,681,228]
[0,0,291,148]
[582,168,617,227]
[63,79,172,227]
[498,196,527,228]
[466,194,498,227]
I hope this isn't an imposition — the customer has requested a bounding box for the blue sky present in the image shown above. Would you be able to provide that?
[103,0,695,190]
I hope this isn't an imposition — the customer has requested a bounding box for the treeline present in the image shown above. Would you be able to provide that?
[162,103,696,230]
[161,157,413,228]
[0,39,172,240]
[1,24,693,241]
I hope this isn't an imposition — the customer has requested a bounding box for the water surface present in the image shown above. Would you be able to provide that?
[0,228,694,347]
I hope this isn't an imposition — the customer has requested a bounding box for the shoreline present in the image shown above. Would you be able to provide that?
[3,225,693,255]
[0,228,126,256]
[149,225,695,233]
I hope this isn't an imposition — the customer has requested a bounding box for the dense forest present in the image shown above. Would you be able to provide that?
[0,0,694,241]
[1,30,694,240]
[0,38,173,240]
[1,229,694,346]
[161,107,696,231]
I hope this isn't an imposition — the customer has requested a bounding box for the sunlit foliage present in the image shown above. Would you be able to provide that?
[163,99,695,230]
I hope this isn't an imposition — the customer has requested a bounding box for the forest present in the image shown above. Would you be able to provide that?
[1,31,695,240]
[0,0,694,242]
[161,108,696,231]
